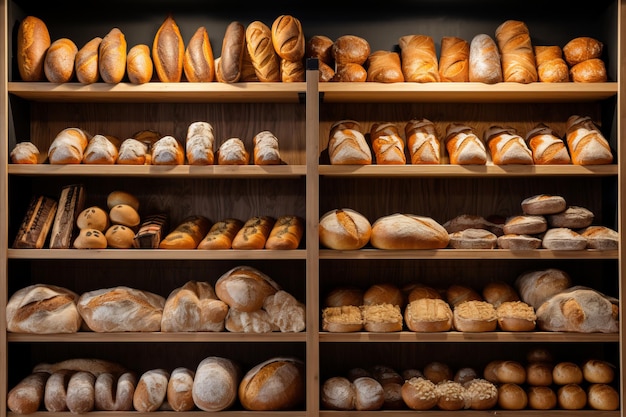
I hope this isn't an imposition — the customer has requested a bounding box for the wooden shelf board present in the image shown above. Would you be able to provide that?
[319,249,618,260]
[8,249,307,260]
[8,332,306,343]
[319,331,619,343]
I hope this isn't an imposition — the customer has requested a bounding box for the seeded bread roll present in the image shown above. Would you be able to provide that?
[99,28,127,83]
[197,218,244,249]
[265,215,304,250]
[214,265,280,312]
[322,305,363,332]
[184,26,215,82]
[218,21,245,83]
[75,37,102,84]
[159,215,211,249]
[44,38,78,83]
[404,298,453,332]
[105,225,136,248]
[464,378,498,410]
[127,44,153,84]
[73,228,108,249]
[361,303,403,332]
[231,215,275,249]
[319,208,372,250]
[76,206,109,231]
[401,377,437,410]
[152,15,184,82]
[17,15,51,81]
[453,300,497,332]
[435,380,467,410]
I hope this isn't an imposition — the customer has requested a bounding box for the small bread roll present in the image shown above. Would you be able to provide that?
[482,281,519,307]
[527,385,557,409]
[401,377,437,410]
[498,383,528,410]
[563,36,604,66]
[464,378,498,410]
[483,359,504,383]
[496,360,526,384]
[587,383,619,410]
[446,284,482,308]
[127,44,153,84]
[332,35,370,66]
[105,224,135,248]
[557,383,587,410]
[197,218,244,249]
[328,120,371,165]
[582,359,615,383]
[363,283,404,307]
[526,362,554,386]
[151,135,185,165]
[75,37,102,84]
[423,361,453,384]
[10,142,42,164]
[553,362,583,385]
[231,215,275,249]
[306,35,334,66]
[534,45,569,82]
[217,137,249,165]
[454,367,477,385]
[44,38,78,83]
[77,206,109,231]
[106,191,139,211]
[109,204,140,228]
[352,376,384,411]
[321,376,355,410]
[570,58,607,82]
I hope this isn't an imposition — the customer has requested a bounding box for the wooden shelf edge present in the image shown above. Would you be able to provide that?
[8,332,307,343]
[319,249,618,260]
[319,331,619,343]
[319,410,619,416]
[8,412,307,417]
[7,249,308,260]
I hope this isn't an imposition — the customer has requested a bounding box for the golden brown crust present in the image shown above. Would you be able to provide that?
[17,16,51,81]
[127,44,153,84]
[184,26,215,82]
[231,215,275,249]
[152,15,184,82]
[439,36,470,82]
[44,38,78,83]
[245,21,280,82]
[159,215,211,249]
[265,215,304,250]
[99,28,127,84]
[271,15,305,62]
[75,37,102,84]
[197,218,244,249]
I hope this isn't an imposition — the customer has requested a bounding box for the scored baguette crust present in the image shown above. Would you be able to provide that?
[280,57,305,82]
[253,130,282,165]
[75,37,102,84]
[525,123,571,164]
[184,26,215,82]
[484,125,533,165]
[48,127,91,164]
[565,115,613,165]
[153,15,184,82]
[159,215,211,249]
[328,120,372,165]
[127,44,153,84]
[231,215,275,249]
[439,36,470,82]
[197,218,244,249]
[99,28,127,83]
[17,15,51,81]
[405,118,441,164]
[246,21,280,82]
[444,123,487,164]
[272,15,305,62]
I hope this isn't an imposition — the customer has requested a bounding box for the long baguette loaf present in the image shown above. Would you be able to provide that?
[184,26,215,82]
[218,21,245,83]
[265,215,304,249]
[231,215,275,249]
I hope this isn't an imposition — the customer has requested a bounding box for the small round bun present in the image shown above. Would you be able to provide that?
[105,225,135,249]
[454,367,477,385]
[526,347,553,364]
[557,383,587,410]
[482,281,519,307]
[423,361,452,384]
[498,383,528,410]
[107,191,140,211]
[582,359,615,384]
[527,386,557,410]
[496,360,526,384]
[109,204,141,228]
[324,286,364,307]
[526,362,553,386]
[77,206,109,231]
[587,383,619,411]
[553,362,583,385]
[483,360,504,383]
[401,377,437,410]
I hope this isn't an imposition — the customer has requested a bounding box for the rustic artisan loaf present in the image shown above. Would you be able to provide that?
[253,130,282,165]
[152,15,184,82]
[117,138,149,164]
[10,141,42,164]
[482,281,520,307]
[319,208,372,250]
[405,118,441,164]
[192,356,240,411]
[580,225,619,250]
[542,227,587,250]
[184,26,215,82]
[370,213,450,249]
[322,305,363,332]
[126,44,153,84]
[331,63,367,82]
[370,122,406,164]
[271,15,305,62]
[366,50,404,83]
[245,21,280,82]
[401,377,438,410]
[75,37,102,84]
[363,282,405,307]
[534,45,569,82]
[99,28,127,83]
[217,21,245,83]
[332,34,370,65]
[231,215,275,249]
[324,286,364,307]
[263,289,306,332]
[446,284,482,307]
[166,367,194,412]
[444,123,487,164]
[448,228,497,249]
[546,205,594,229]
[525,123,571,164]
[464,378,498,410]
[502,214,547,235]
[238,357,305,410]
[515,268,572,309]
[495,20,538,83]
[565,115,613,165]
[44,38,78,83]
[404,298,453,332]
[439,36,470,82]
[484,125,533,165]
[497,233,542,250]
[453,300,497,332]
[399,34,440,82]
[94,372,136,411]
[570,58,607,82]
[521,194,567,215]
[83,134,119,164]
[563,37,604,66]
[217,137,249,164]
[469,34,503,83]
[17,15,51,81]
[214,265,280,312]
[185,121,215,165]
[321,376,356,410]
[328,120,372,165]
[133,369,169,412]
[225,308,276,333]
[151,135,185,165]
[159,215,211,249]
[306,34,334,66]
[161,280,228,332]
[352,376,385,410]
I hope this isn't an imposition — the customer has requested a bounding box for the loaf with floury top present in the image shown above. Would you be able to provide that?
[328,120,372,165]
[484,125,533,165]
[565,115,613,165]
[444,123,487,165]
[370,122,406,164]
[525,123,571,164]
[404,118,441,164]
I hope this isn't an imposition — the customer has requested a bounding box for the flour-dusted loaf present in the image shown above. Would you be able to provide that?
[238,357,305,410]
[117,138,149,164]
[319,208,372,250]
[161,280,228,332]
[404,298,453,332]
[159,215,211,249]
[521,194,567,215]
[371,213,450,249]
[192,356,240,411]
[185,121,215,165]
[83,134,119,164]
[534,45,569,82]
[366,50,404,83]
[17,15,51,81]
[579,225,619,250]
[44,370,71,412]
[152,14,184,82]
[404,118,441,164]
[44,38,78,83]
[546,205,594,229]
[570,58,607,82]
[565,115,613,165]
[439,36,470,82]
[448,228,497,249]
[217,137,249,165]
[77,286,165,332]
[8,372,49,414]
[328,120,372,165]
[6,283,81,333]
[444,123,487,164]
[499,231,542,249]
[183,26,215,82]
[49,127,91,164]
[133,369,170,412]
[322,305,363,332]
[370,122,406,164]
[541,228,587,251]
[525,123,571,164]
[10,141,43,164]
[99,28,127,83]
[66,371,96,413]
[245,21,280,82]
[469,33,503,84]
[321,376,356,410]
[502,214,547,235]
[151,135,185,165]
[215,265,280,312]
[166,367,194,411]
[224,307,277,333]
[494,20,538,83]
[399,34,440,82]
[484,125,533,165]
[75,37,102,84]
[94,372,136,411]
[263,290,306,332]
[253,130,282,165]
[126,44,153,84]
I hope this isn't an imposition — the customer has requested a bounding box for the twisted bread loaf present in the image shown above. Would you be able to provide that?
[439,36,470,82]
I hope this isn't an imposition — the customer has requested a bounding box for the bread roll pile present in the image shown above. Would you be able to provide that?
[17,14,610,84]
[8,356,305,413]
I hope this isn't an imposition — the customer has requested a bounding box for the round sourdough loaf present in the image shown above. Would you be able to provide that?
[192,357,239,411]
[324,286,364,307]
[319,208,372,250]
[321,376,355,410]
[353,376,384,410]
[498,383,528,409]
[557,383,587,409]
[370,213,449,249]
[521,194,567,215]
[214,265,280,312]
[482,281,519,307]
[238,357,305,410]
[363,283,404,307]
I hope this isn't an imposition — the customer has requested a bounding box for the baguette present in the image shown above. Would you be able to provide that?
[99,28,127,83]
[246,21,280,82]
[231,215,275,249]
[197,218,244,249]
[17,15,51,81]
[159,215,211,249]
[183,26,215,82]
[152,15,184,82]
[75,37,102,84]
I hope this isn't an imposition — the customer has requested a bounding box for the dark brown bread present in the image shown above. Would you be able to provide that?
[184,26,215,82]
[218,21,245,83]
[152,15,184,82]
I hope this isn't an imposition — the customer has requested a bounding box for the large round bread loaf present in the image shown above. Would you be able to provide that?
[214,265,280,312]
[370,213,449,249]
[238,357,305,410]
[319,208,372,250]
[192,356,240,411]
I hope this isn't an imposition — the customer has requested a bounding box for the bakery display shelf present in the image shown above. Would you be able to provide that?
[318,82,618,103]
[318,164,618,177]
[7,164,307,178]
[8,332,306,343]
[7,249,307,260]
[7,82,307,103]
[319,332,618,343]
[319,249,618,260]
[8,412,307,417]
[318,411,618,416]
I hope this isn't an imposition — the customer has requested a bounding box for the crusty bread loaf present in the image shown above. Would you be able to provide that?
[332,34,370,66]
[238,357,305,410]
[405,118,441,164]
[186,121,215,165]
[515,268,572,309]
[525,123,571,164]
[215,265,280,312]
[563,37,604,66]
[159,215,211,249]
[404,298,453,332]
[8,372,49,414]
[446,284,482,307]
[319,208,372,250]
[448,228,497,249]
[271,15,305,62]
[75,37,102,84]
[265,215,304,250]
[218,21,245,83]
[192,357,240,411]
[399,34,439,82]
[565,115,613,165]
[570,58,607,83]
[117,138,149,164]
[370,122,406,164]
[133,369,169,412]
[521,194,567,215]
[184,26,215,82]
[306,34,334,66]
[322,376,356,410]
[484,125,533,165]
[318,62,334,80]
[105,225,135,248]
[280,57,305,82]
[253,130,282,165]
[77,286,165,332]
[401,376,438,410]
[44,370,71,412]
[495,20,538,83]
[245,21,280,82]
[580,225,619,250]
[166,367,195,411]
[263,290,306,332]
[366,50,404,83]
[66,371,96,413]
[361,303,403,332]
[444,123,487,164]
[99,28,127,83]
[153,15,184,82]
[322,305,363,332]
[534,45,569,82]
[363,282,405,307]
[439,36,470,82]
[542,227,587,251]
[6,283,82,333]
[325,286,364,307]
[231,215,275,249]
[217,137,249,164]
[197,218,243,249]
[502,214,547,235]
[328,120,372,164]
[331,63,367,82]
[352,376,385,411]
[10,141,42,164]
[224,307,276,332]
[453,300,497,332]
[13,194,58,249]
[17,15,51,81]
[496,300,537,331]
[126,44,153,84]
[151,135,185,165]
[83,134,119,164]
[48,127,91,164]
[44,38,78,83]
[469,34,503,84]
[161,280,228,332]
[95,372,136,411]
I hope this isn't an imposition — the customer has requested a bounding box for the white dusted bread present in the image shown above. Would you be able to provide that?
[161,280,228,332]
[6,284,82,333]
[48,127,91,164]
[238,357,305,410]
[515,268,572,309]
[214,265,280,312]
[192,356,240,411]
[370,213,449,249]
[319,208,372,250]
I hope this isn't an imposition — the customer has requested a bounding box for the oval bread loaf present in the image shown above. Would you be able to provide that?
[127,44,153,84]
[184,26,215,82]
[133,369,169,412]
[271,15,305,62]
[214,265,280,312]
[75,37,102,84]
[192,356,240,411]
[44,38,78,83]
[319,208,372,250]
[99,28,127,83]
[218,21,245,83]
[94,372,136,411]
[370,213,450,249]
[17,15,51,81]
[153,15,184,82]
[238,357,305,410]
[166,367,195,412]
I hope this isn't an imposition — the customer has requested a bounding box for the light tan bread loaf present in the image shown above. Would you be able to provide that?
[17,16,51,81]
[44,370,71,412]
[502,214,547,235]
[66,371,96,413]
[484,125,533,164]
[366,50,404,82]
[541,228,587,250]
[322,305,363,332]
[553,362,583,385]
[570,58,607,82]
[563,37,604,66]
[515,268,572,309]
[328,120,372,164]
[325,286,364,307]
[444,123,487,164]
[321,376,356,410]
[224,307,277,332]
[166,367,195,411]
[231,215,275,249]
[75,37,102,84]
[10,142,42,164]
[94,372,136,411]
[496,300,537,331]
[446,284,483,307]
[159,215,211,249]
[253,130,282,164]
[99,28,127,83]
[197,218,243,249]
[73,228,108,249]
[580,225,619,250]
[105,225,135,248]
[192,357,240,411]
[497,233,542,250]
[239,47,258,81]
[370,122,406,164]
[404,298,453,332]
[587,383,619,410]
[48,127,91,164]
[401,377,438,410]
[126,44,153,84]
[83,134,119,164]
[370,213,449,249]
[6,283,81,333]
[439,36,470,82]
[527,386,557,409]
[495,20,538,83]
[133,369,169,412]
[263,290,306,332]
[152,135,185,165]
[161,280,228,332]
[453,300,497,332]
[218,21,245,83]
[448,228,497,249]
[152,15,184,82]
[399,34,440,82]
[498,383,528,409]
[238,357,305,410]
[186,121,215,165]
[265,215,304,249]
[117,138,149,164]
[363,282,404,307]
[271,15,305,62]
[44,38,78,83]
[76,205,109,231]
[361,303,403,332]
[546,205,594,229]
[534,45,569,82]
[8,372,49,414]
[77,286,165,332]
[246,21,280,82]
[565,115,613,165]
[582,359,615,383]
[525,123,571,164]
[217,137,249,164]
[482,281,520,307]
[280,57,305,82]
[405,118,441,164]
[469,34,503,83]
[214,265,280,312]
[184,26,215,82]
[319,208,372,250]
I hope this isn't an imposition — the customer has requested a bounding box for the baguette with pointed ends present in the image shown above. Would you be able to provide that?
[75,37,102,84]
[99,28,127,83]
[127,44,153,84]
[197,218,243,249]
[319,208,372,250]
[183,26,214,82]
[17,16,51,81]
[152,15,184,82]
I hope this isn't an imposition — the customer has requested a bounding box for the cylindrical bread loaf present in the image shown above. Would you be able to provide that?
[231,215,275,249]
[246,21,280,82]
[192,357,240,411]
[280,57,305,82]
[217,137,249,164]
[265,215,304,249]
[405,118,441,164]
[151,135,185,165]
[370,122,406,164]
[495,20,538,83]
[444,123,488,164]
[83,134,119,164]
[253,130,282,165]
[166,367,195,412]
[370,213,450,249]
[17,16,51,81]
[75,37,102,84]
[214,265,280,312]
[66,371,96,414]
[8,372,49,414]
[321,376,355,410]
[439,36,470,82]
[319,208,372,250]
[152,15,184,82]
[44,38,78,83]
[469,34,503,83]
[197,218,243,249]
[44,370,71,412]
[534,45,569,82]
[186,121,215,165]
[127,44,153,84]
[521,194,567,215]
[48,127,91,164]
[238,357,305,411]
[184,26,215,82]
[325,286,364,307]
[99,28,127,83]
[328,120,372,164]
[94,372,136,411]
[570,58,607,82]
[271,15,305,62]
[133,369,169,412]
[159,215,211,249]
[399,34,439,82]
[10,141,42,164]
[218,21,245,83]
[565,115,613,165]
[366,50,404,82]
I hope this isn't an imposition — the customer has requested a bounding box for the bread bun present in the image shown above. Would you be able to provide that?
[496,360,526,384]
[407,285,442,302]
[353,376,384,410]
[526,362,553,386]
[557,383,587,409]
[363,283,404,307]
[498,383,527,410]
[464,378,497,410]
[454,367,477,385]
[423,361,453,384]
[105,225,135,249]
[319,208,371,250]
[306,35,334,66]
[483,360,504,383]
[321,376,355,410]
[582,359,615,383]
[526,347,554,364]
[527,385,557,409]
[446,284,482,307]
[587,383,619,410]
[238,357,305,410]
[435,380,467,410]
[332,35,370,65]
[563,37,603,66]
[166,367,195,412]
[553,362,583,385]
[482,281,519,307]
[401,377,437,410]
